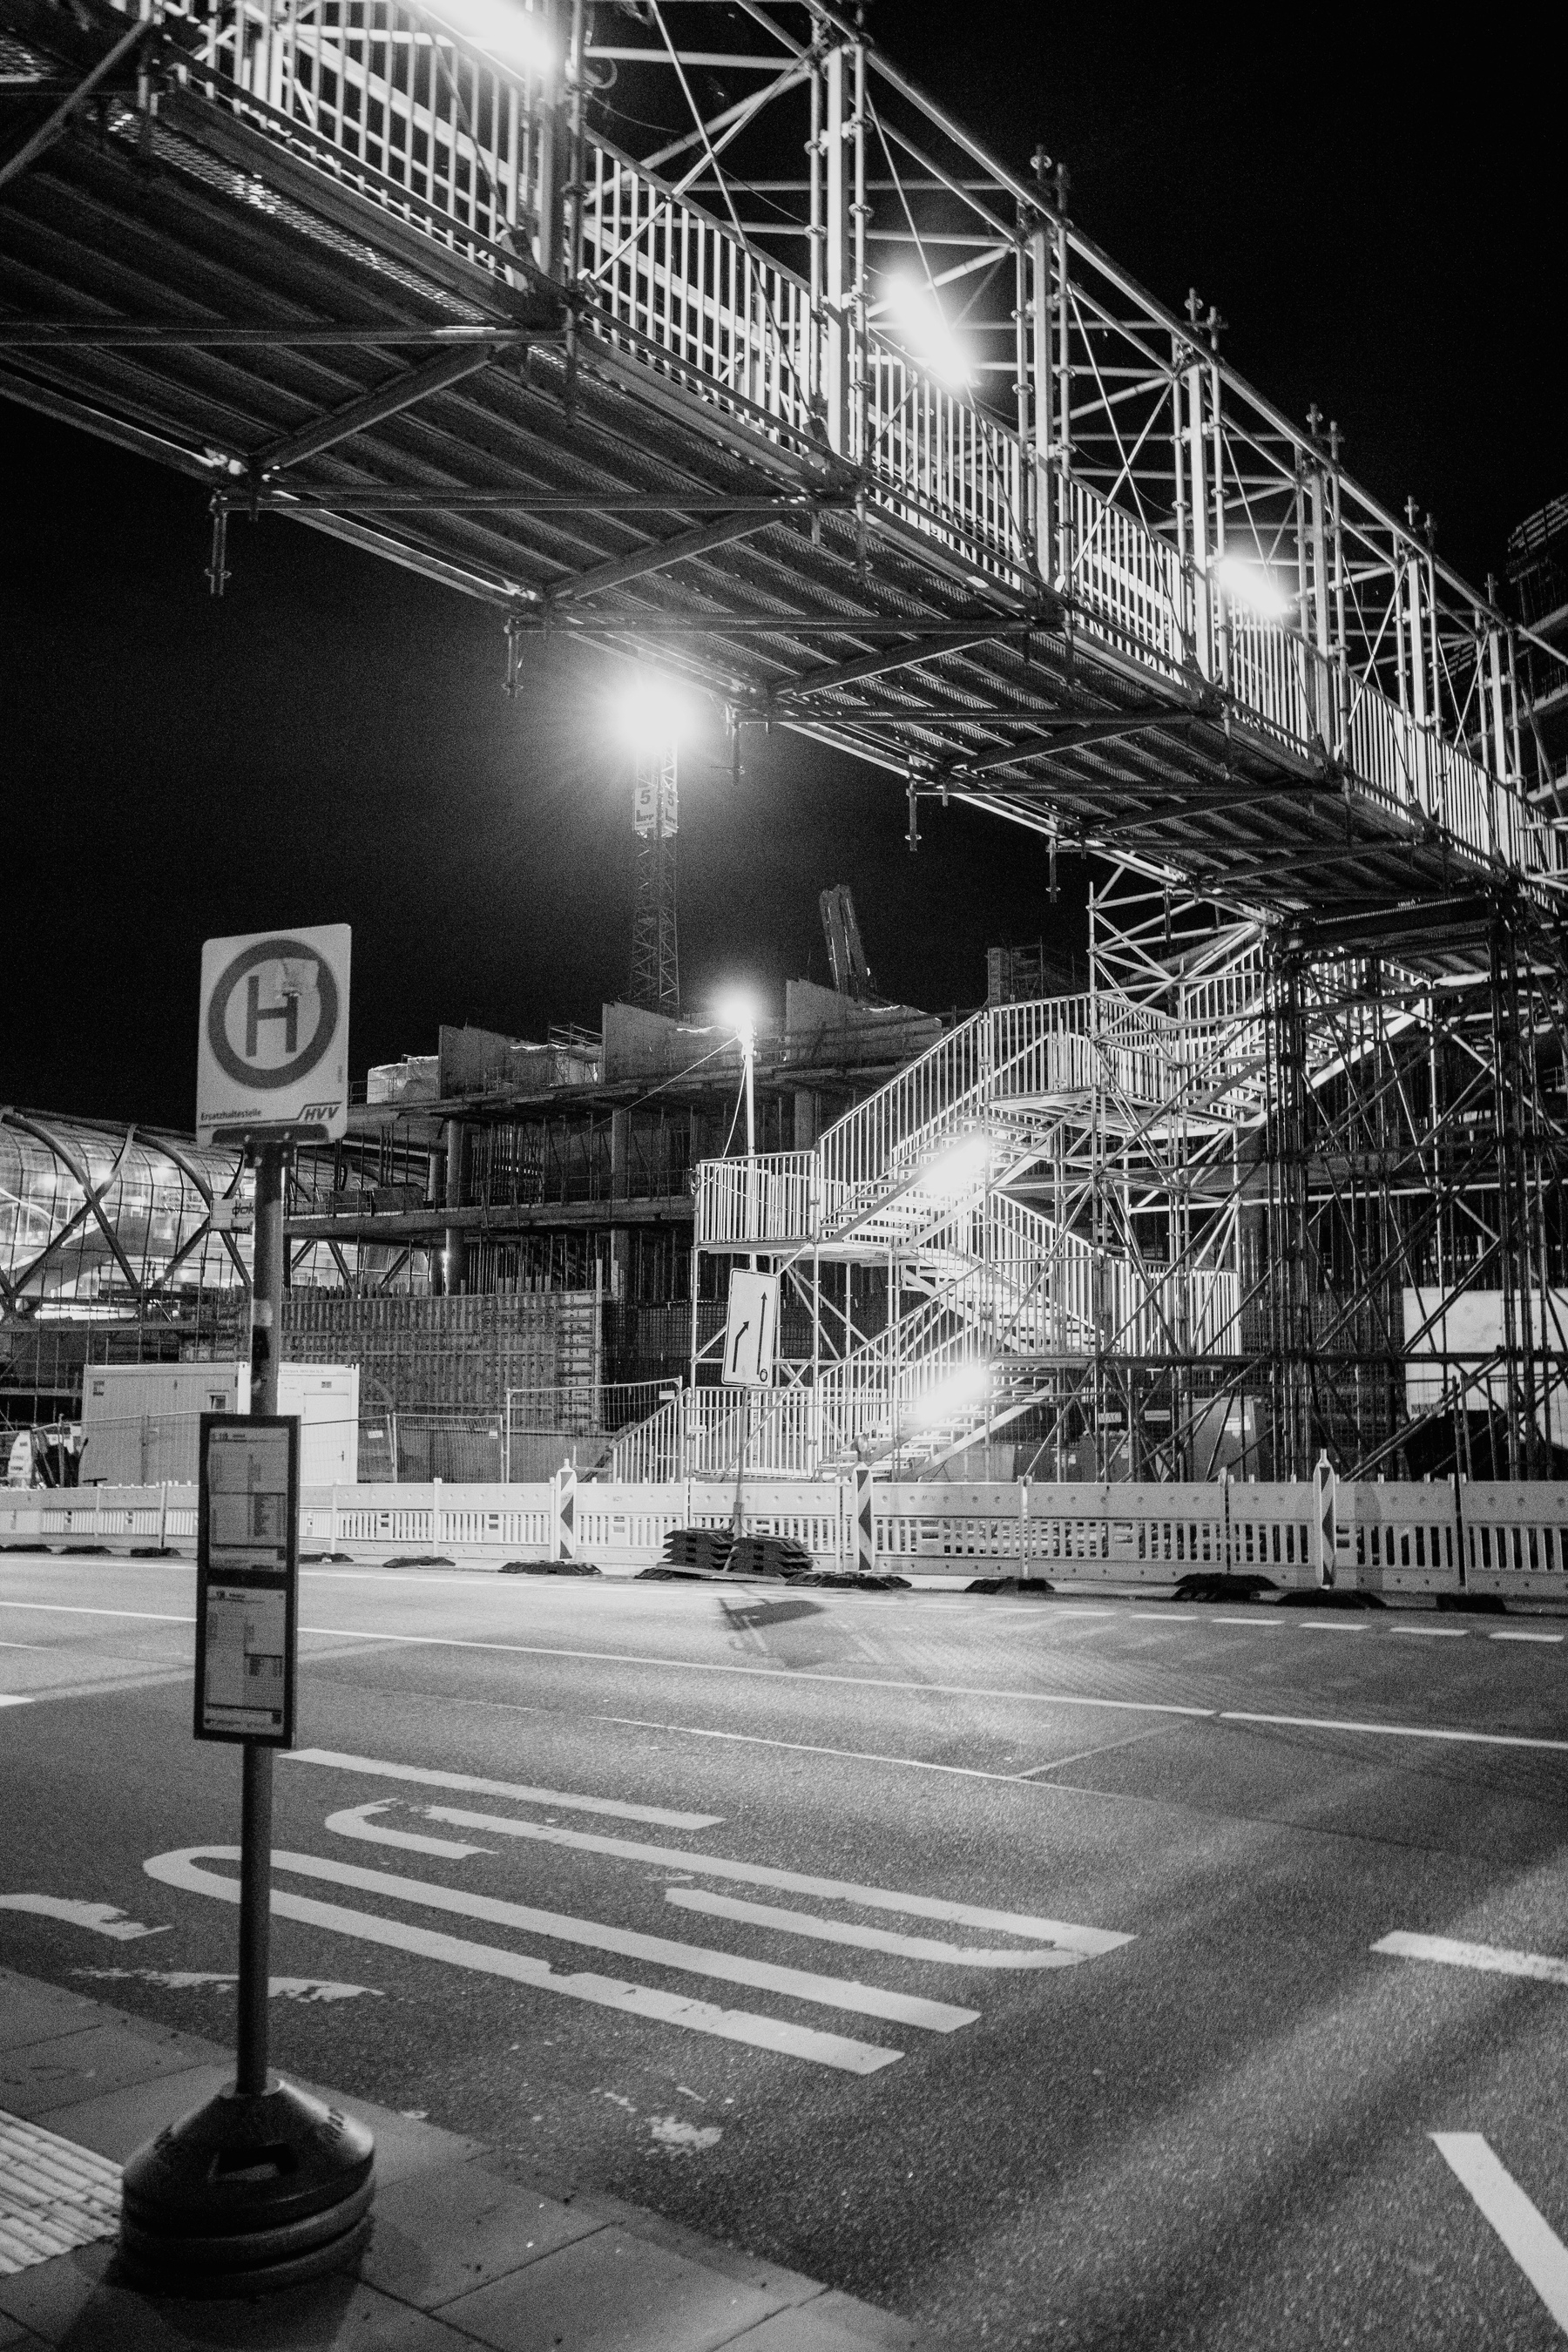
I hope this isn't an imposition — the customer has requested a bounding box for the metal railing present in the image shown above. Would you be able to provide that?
[105,0,1541,883]
[184,0,545,279]
[582,145,819,445]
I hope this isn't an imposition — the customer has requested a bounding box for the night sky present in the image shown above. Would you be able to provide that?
[4,7,1559,1132]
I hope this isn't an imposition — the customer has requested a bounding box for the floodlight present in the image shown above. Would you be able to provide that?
[1213,556,1292,620]
[615,676,696,754]
[916,1133,992,1195]
[717,995,758,1051]
[913,1364,989,1426]
[882,275,974,392]
[423,0,556,73]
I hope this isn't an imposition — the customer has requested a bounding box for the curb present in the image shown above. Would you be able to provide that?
[0,1967,923,2349]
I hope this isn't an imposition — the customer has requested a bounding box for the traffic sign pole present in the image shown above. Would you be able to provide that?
[118,944,374,2297]
[237,1140,283,2098]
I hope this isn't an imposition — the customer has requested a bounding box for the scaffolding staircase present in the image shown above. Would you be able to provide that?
[686,981,1262,1477]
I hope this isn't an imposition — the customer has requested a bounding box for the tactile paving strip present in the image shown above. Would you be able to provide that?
[0,2108,121,2274]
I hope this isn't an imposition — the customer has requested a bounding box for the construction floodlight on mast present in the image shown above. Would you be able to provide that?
[618,679,690,1017]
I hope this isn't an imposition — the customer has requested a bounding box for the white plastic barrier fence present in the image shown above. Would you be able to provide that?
[0,1483,195,1549]
[3,1476,1565,1600]
[1458,1484,1568,1601]
[1230,1484,1321,1582]
[1335,1481,1462,1596]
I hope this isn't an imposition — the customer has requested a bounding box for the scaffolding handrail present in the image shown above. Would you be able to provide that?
[87,0,1554,892]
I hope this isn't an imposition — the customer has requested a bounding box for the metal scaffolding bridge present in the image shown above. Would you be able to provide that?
[2,0,1560,933]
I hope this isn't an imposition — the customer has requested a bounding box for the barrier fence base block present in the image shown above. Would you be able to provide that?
[118,2079,375,2296]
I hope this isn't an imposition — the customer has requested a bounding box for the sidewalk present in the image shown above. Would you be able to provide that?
[0,1968,923,2352]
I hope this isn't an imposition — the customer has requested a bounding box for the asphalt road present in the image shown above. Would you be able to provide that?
[3,1555,1568,2349]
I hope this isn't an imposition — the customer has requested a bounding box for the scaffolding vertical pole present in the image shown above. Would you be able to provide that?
[1490,916,1522,1479]
[1307,460,1329,746]
[823,43,847,456]
[1185,325,1210,679]
[1054,187,1071,593]
[1029,222,1052,585]
[808,48,823,379]
[1208,328,1227,693]
[850,34,867,469]
[1014,229,1031,557]
[1329,428,1348,759]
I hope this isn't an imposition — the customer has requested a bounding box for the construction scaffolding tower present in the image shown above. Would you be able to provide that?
[667,859,1568,1487]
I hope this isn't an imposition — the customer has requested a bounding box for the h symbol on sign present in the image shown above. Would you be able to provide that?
[246,973,299,1059]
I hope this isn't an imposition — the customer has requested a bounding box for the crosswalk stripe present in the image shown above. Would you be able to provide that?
[285,1747,723,1830]
[145,1845,976,2035]
[1374,1931,1568,1989]
[420,1802,1132,1956]
[664,1888,1085,1970]
[142,1847,896,2074]
[1432,2134,1568,2329]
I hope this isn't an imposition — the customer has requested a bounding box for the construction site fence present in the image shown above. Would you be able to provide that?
[5,1477,1565,1599]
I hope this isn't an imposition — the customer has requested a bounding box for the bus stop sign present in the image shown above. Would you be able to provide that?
[197,924,351,1145]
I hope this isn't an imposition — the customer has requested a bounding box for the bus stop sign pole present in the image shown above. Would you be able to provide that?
[118,1116,375,2290]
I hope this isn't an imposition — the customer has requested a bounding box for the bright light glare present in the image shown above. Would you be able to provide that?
[913,1365,989,1426]
[916,1134,991,1194]
[616,677,697,753]
[1214,556,1292,619]
[425,0,555,74]
[882,276,973,391]
[717,996,757,1050]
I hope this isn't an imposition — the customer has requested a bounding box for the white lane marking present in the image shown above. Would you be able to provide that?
[285,1747,723,1829]
[1016,1723,1185,1778]
[996,1609,1119,1622]
[143,1848,898,2074]
[154,1844,975,2035]
[1375,1931,1568,1990]
[0,1697,30,1709]
[288,1628,1214,1720]
[71,1967,381,2002]
[1431,2133,1568,2332]
[1220,1711,1568,1754]
[1492,1631,1565,1645]
[665,1888,1085,1970]
[980,1605,1072,1620]
[597,1714,1027,1785]
[0,1642,46,1651]
[10,1598,1558,1754]
[1293,1619,1366,1633]
[1391,1625,1470,1638]
[1212,1617,1284,1629]
[1128,1613,1190,1625]
[418,1802,1132,1957]
[0,1896,168,1942]
[302,1571,523,1588]
[648,2114,720,2153]
[0,1603,190,1625]
[326,1802,491,1859]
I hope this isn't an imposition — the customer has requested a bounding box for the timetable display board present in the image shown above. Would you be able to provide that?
[194,1414,299,1746]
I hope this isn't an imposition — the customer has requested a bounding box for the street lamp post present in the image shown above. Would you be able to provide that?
[720,999,759,1532]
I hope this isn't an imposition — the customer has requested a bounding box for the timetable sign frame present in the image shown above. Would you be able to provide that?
[194,1413,300,1747]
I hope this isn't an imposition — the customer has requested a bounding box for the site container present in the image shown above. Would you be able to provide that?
[80,1363,358,1486]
